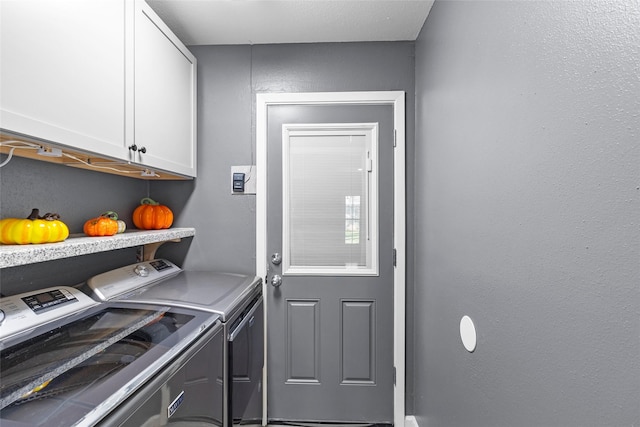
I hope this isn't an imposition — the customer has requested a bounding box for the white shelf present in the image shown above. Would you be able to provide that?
[0,228,195,268]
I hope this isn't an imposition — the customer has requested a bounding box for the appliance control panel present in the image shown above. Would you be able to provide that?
[0,286,98,341]
[87,259,182,301]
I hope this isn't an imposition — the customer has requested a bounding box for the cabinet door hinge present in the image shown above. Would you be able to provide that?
[393,129,397,147]
[393,248,397,267]
[393,366,397,386]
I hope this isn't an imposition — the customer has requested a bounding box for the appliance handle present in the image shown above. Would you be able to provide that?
[228,296,263,342]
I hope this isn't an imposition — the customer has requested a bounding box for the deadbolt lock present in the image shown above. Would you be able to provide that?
[271,252,282,265]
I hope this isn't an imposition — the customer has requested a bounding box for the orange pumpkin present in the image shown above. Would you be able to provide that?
[132,198,173,230]
[84,212,119,236]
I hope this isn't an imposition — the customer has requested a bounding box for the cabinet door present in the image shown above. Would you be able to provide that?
[0,0,129,160]
[133,0,197,177]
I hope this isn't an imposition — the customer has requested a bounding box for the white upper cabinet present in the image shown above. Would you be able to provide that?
[0,0,129,160]
[0,0,196,178]
[131,1,197,177]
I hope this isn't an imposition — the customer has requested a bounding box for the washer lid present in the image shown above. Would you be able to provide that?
[0,302,220,426]
[116,270,261,320]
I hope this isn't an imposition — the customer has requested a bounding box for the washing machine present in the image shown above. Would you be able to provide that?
[85,259,264,427]
[0,285,224,427]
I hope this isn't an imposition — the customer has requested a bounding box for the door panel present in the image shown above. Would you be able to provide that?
[266,104,394,423]
[286,300,321,383]
[341,300,376,384]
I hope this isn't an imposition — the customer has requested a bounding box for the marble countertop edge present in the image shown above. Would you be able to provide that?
[0,228,196,268]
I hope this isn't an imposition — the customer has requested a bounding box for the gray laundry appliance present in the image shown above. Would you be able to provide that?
[86,259,264,427]
[0,285,224,427]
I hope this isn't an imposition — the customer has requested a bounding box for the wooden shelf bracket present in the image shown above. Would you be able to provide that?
[142,238,181,261]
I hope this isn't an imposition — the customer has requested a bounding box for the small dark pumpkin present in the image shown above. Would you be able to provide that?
[83,212,120,237]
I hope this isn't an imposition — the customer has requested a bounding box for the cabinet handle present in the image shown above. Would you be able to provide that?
[139,146,147,154]
[128,144,138,152]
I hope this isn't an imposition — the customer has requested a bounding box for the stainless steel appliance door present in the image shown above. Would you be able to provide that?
[0,303,220,427]
[228,296,264,427]
[99,322,224,427]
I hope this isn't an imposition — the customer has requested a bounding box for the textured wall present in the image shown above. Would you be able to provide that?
[151,45,254,272]
[413,1,639,426]
[0,156,147,294]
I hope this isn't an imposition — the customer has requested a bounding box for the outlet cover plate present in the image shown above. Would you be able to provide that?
[231,165,256,195]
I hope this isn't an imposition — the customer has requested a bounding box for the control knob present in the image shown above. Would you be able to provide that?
[134,265,150,277]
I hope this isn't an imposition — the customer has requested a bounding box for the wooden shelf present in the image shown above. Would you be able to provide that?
[0,228,195,268]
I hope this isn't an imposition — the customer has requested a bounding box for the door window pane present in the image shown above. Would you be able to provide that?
[283,124,378,276]
[345,196,360,245]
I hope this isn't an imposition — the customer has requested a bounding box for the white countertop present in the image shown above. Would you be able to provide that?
[0,228,195,268]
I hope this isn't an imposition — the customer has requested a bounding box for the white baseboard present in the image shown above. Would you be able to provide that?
[405,415,418,427]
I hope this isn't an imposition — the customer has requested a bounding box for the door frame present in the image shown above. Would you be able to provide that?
[256,91,406,427]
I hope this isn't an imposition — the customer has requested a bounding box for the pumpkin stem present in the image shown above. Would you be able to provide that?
[101,211,119,220]
[27,208,40,220]
[140,197,159,206]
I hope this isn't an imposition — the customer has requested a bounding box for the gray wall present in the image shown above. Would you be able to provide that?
[0,156,149,294]
[153,43,417,410]
[413,1,639,426]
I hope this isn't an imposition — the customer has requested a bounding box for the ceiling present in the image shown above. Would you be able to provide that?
[146,0,434,46]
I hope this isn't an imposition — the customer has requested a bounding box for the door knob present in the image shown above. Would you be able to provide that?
[271,274,282,287]
[271,252,282,265]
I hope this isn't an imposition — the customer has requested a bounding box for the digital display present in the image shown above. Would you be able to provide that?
[36,293,55,304]
[150,260,172,271]
[22,289,73,313]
